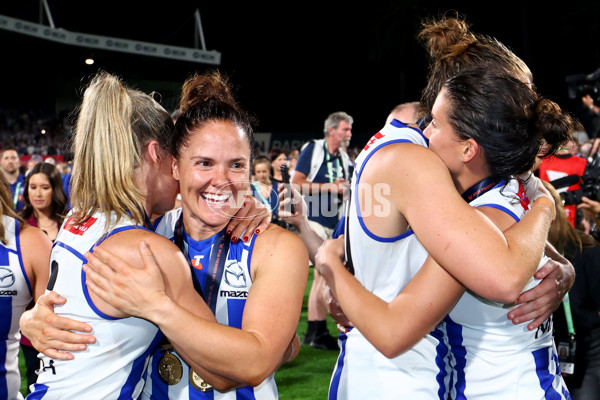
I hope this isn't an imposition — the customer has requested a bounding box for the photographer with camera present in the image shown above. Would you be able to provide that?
[576,193,600,241]
[538,140,588,227]
[578,195,600,221]
[539,144,600,240]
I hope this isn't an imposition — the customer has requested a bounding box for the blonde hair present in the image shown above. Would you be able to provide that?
[69,71,174,230]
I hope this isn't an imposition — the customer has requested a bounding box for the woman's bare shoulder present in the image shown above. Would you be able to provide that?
[100,228,179,267]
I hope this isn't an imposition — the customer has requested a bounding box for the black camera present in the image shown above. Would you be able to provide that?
[560,166,600,205]
[565,68,600,103]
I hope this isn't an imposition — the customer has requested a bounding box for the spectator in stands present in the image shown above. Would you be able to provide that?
[56,162,70,176]
[25,154,43,176]
[268,147,288,185]
[288,148,300,175]
[0,147,25,211]
[251,155,282,226]
[291,111,353,350]
[19,162,68,242]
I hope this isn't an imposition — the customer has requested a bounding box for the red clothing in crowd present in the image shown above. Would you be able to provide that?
[538,153,588,227]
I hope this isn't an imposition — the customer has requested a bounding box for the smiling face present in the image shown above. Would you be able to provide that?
[27,172,53,214]
[173,120,251,238]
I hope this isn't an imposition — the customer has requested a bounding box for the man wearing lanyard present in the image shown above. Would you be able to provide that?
[0,147,25,211]
[292,111,352,350]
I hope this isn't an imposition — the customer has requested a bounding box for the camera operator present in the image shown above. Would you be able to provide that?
[578,195,600,218]
[538,140,588,227]
[555,159,600,241]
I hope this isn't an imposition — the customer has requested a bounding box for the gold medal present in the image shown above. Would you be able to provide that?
[190,370,214,392]
[158,351,183,385]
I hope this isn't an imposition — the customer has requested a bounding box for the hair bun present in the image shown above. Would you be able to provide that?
[419,15,475,60]
[179,70,235,114]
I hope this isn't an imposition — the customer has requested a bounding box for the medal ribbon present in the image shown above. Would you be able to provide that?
[251,181,271,209]
[13,182,20,208]
[562,292,575,335]
[174,213,230,314]
[560,252,576,374]
[143,210,154,231]
[461,177,504,203]
[324,141,341,183]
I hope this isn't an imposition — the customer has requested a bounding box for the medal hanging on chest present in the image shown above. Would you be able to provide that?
[157,343,183,385]
[190,370,214,392]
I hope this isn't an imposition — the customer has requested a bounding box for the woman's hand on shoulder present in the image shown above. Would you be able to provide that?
[227,194,272,242]
[83,232,184,320]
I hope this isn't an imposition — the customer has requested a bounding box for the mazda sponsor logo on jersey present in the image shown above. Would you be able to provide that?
[219,290,248,298]
[223,260,247,288]
[0,267,17,295]
[0,267,15,288]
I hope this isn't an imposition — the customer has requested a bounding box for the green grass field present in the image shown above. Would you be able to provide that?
[19,348,27,396]
[19,268,339,399]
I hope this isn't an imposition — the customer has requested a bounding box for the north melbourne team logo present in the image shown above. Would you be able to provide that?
[224,261,247,288]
